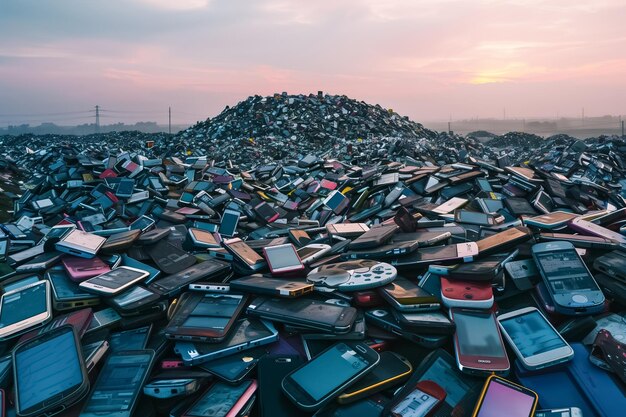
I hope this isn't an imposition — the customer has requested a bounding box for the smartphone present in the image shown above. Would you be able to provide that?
[46,267,100,311]
[143,378,203,399]
[323,191,350,214]
[220,208,241,237]
[223,238,266,271]
[498,307,574,370]
[247,297,357,334]
[391,310,456,335]
[470,375,538,417]
[13,325,89,417]
[85,307,122,334]
[109,325,152,353]
[348,224,399,250]
[390,242,478,268]
[148,259,231,297]
[181,380,258,417]
[440,277,494,309]
[388,380,447,417]
[288,228,311,247]
[62,255,111,282]
[454,210,504,226]
[524,211,578,229]
[532,241,605,315]
[55,229,107,259]
[297,244,332,265]
[450,308,510,375]
[188,227,220,248]
[258,355,304,417]
[79,266,149,296]
[129,215,156,233]
[175,318,278,365]
[263,243,305,275]
[432,197,468,214]
[229,275,313,297]
[378,277,440,311]
[254,202,280,223]
[100,229,141,253]
[0,280,51,340]
[475,226,532,255]
[337,351,413,404]
[569,217,626,244]
[79,350,155,417]
[116,178,135,198]
[539,232,617,250]
[146,240,197,275]
[281,342,380,411]
[326,223,370,238]
[107,285,161,314]
[165,292,248,342]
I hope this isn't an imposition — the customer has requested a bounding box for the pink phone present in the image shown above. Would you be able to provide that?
[62,256,110,282]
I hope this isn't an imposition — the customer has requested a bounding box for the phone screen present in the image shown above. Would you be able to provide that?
[0,282,47,327]
[419,357,471,410]
[220,210,240,237]
[85,268,145,290]
[392,388,438,417]
[475,378,535,417]
[81,352,152,415]
[109,327,150,353]
[112,286,154,307]
[534,249,598,294]
[289,343,369,401]
[186,381,251,417]
[325,192,347,211]
[265,245,301,269]
[457,211,490,224]
[181,294,243,331]
[499,310,567,358]
[454,310,506,358]
[15,329,83,413]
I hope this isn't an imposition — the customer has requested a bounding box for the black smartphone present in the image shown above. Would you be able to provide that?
[107,285,161,314]
[281,342,380,411]
[165,292,248,342]
[229,275,314,298]
[108,325,152,353]
[79,350,155,417]
[247,297,357,334]
[148,259,231,297]
[258,355,304,417]
[146,239,197,275]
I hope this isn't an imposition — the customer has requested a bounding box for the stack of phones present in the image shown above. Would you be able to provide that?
[4,135,626,417]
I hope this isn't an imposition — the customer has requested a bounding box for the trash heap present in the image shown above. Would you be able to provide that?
[0,93,625,417]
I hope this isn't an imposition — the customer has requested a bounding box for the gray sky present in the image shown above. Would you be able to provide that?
[1,0,625,127]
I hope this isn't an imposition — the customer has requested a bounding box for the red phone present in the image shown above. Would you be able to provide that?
[62,256,111,282]
[353,290,385,307]
[390,380,446,417]
[440,277,494,309]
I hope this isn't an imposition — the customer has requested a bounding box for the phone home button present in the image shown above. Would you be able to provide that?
[572,294,588,304]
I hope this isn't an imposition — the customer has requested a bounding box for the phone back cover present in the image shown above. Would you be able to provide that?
[567,343,626,417]
[258,355,303,417]
[514,359,596,417]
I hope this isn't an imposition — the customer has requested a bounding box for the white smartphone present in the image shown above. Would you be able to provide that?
[55,229,107,259]
[0,280,52,340]
[432,197,468,214]
[497,307,574,370]
[79,266,149,295]
[296,244,331,265]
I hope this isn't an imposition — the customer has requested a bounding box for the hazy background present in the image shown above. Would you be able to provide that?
[1,0,625,134]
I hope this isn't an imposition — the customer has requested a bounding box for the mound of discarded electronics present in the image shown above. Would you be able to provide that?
[0,94,625,417]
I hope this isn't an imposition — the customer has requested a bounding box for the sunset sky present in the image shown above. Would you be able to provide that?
[1,0,625,126]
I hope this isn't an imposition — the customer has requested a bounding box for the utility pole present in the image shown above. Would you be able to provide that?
[622,119,624,138]
[448,121,451,134]
[168,106,172,135]
[582,107,585,126]
[95,105,100,133]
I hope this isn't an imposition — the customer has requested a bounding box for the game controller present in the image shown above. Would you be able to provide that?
[440,277,494,309]
[307,260,397,292]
